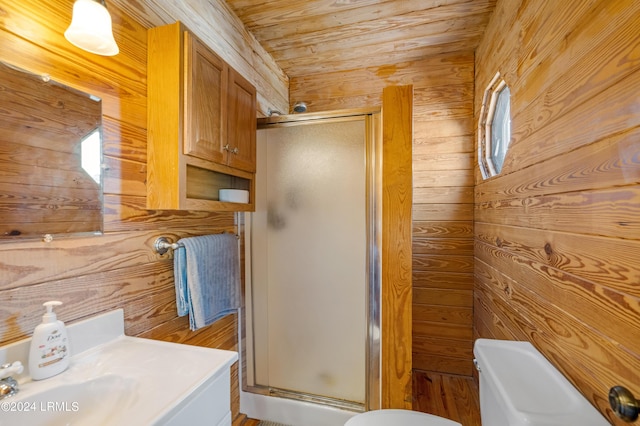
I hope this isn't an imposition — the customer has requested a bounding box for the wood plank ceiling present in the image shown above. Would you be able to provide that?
[224,0,497,77]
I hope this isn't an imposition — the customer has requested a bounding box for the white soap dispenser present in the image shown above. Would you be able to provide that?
[28,301,70,380]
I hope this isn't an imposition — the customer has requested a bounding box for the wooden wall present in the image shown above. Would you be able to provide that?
[473,0,640,423]
[291,53,477,378]
[110,0,289,117]
[381,86,414,409]
[0,1,264,423]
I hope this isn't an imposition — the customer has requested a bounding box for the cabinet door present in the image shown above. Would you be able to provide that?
[227,68,256,173]
[184,32,227,164]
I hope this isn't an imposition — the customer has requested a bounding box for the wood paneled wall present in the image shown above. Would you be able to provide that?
[0,1,258,423]
[110,0,288,117]
[474,0,640,423]
[291,54,477,379]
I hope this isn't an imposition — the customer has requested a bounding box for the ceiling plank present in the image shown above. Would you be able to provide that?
[225,0,496,77]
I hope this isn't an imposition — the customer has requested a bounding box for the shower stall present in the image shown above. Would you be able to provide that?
[242,109,381,425]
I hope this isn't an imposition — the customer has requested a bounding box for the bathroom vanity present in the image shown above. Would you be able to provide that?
[0,309,237,426]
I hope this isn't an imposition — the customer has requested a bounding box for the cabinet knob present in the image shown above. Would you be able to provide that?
[223,144,238,154]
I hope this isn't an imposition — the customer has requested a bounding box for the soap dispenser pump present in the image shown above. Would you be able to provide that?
[28,301,70,380]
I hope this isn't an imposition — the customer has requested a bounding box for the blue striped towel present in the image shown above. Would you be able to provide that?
[174,233,240,331]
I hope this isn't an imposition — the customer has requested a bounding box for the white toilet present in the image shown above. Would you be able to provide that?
[344,409,460,426]
[345,338,609,426]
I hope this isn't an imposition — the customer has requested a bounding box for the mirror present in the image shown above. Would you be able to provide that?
[0,61,103,240]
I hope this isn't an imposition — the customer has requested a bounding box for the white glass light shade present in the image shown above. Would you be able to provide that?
[64,0,119,56]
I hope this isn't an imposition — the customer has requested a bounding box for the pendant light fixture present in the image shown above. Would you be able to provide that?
[64,0,119,56]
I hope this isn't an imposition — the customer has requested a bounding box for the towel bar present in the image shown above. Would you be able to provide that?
[154,234,239,255]
[154,237,183,255]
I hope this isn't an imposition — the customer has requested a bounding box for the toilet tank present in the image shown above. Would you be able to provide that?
[473,339,609,426]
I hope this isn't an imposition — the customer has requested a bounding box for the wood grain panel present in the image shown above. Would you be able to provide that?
[138,310,238,349]
[413,239,474,256]
[510,5,640,153]
[226,0,495,78]
[472,287,520,342]
[414,170,474,188]
[413,254,474,274]
[110,0,288,116]
[381,85,413,408]
[0,231,173,291]
[476,221,640,297]
[412,271,474,290]
[475,1,640,422]
[103,195,235,232]
[413,203,473,222]
[413,221,474,239]
[103,156,147,196]
[414,135,474,156]
[413,304,472,326]
[414,118,473,140]
[475,186,640,239]
[414,187,473,205]
[475,239,640,353]
[102,117,147,163]
[505,70,640,177]
[413,336,472,360]
[413,153,474,172]
[412,353,472,377]
[475,126,640,202]
[0,1,148,103]
[1,260,175,343]
[414,84,474,112]
[290,52,474,112]
[475,0,640,176]
[414,289,474,309]
[413,321,473,343]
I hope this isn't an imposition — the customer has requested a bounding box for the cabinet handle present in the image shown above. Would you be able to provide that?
[232,147,239,155]
[223,144,230,151]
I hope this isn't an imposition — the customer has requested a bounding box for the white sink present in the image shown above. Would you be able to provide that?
[2,375,138,425]
[0,309,238,426]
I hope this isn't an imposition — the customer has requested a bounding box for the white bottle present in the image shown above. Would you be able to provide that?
[28,301,70,380]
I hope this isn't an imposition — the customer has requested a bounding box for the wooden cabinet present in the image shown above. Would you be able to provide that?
[147,21,256,211]
[227,68,257,173]
[183,32,227,166]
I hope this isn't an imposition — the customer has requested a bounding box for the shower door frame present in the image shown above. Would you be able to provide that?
[242,107,382,412]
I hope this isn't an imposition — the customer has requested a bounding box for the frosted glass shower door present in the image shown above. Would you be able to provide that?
[251,119,367,404]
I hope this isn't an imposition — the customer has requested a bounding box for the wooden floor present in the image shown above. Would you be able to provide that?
[413,371,481,426]
[237,371,481,426]
[235,415,259,426]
